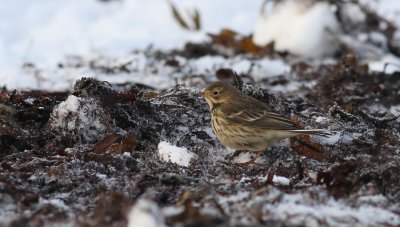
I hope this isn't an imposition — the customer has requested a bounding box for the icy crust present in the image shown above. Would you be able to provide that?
[49,95,115,143]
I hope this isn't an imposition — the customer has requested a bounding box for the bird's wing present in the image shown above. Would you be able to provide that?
[223,98,302,130]
[227,109,302,130]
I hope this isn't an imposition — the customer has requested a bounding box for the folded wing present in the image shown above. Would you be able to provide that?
[226,108,302,130]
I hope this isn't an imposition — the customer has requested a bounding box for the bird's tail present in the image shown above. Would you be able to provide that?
[289,129,331,137]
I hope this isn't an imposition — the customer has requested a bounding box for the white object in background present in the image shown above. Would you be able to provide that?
[253,0,340,58]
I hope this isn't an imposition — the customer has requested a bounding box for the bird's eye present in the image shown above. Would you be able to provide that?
[212,90,219,96]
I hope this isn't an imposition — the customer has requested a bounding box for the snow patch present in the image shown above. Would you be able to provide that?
[213,188,400,226]
[264,192,400,226]
[367,54,400,73]
[272,175,291,186]
[49,95,114,142]
[158,141,195,167]
[127,199,166,227]
[314,116,329,124]
[341,3,366,25]
[39,198,70,211]
[0,0,263,90]
[24,98,35,105]
[319,131,341,145]
[250,58,290,80]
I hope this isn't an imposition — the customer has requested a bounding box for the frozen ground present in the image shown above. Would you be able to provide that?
[1,0,400,227]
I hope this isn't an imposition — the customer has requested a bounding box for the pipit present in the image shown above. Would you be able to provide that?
[201,81,329,165]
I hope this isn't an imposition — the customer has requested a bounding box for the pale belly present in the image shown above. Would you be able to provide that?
[211,117,296,151]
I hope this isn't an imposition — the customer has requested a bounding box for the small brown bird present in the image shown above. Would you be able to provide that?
[202,81,329,165]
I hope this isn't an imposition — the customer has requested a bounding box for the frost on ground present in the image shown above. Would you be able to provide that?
[49,95,115,143]
[1,0,400,227]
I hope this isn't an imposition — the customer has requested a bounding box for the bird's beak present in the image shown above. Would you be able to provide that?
[199,91,206,97]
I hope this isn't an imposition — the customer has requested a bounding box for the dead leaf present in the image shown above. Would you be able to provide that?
[91,133,138,154]
[91,133,121,153]
[208,29,271,55]
[289,115,329,162]
[167,0,201,31]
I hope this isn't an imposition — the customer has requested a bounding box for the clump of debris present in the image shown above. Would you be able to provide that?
[1,1,400,226]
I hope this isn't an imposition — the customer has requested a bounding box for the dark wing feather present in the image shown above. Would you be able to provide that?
[227,109,303,130]
[222,97,302,130]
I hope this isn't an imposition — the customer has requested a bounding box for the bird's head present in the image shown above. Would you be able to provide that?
[201,81,239,109]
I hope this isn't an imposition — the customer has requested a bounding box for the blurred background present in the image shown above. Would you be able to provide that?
[1,0,400,91]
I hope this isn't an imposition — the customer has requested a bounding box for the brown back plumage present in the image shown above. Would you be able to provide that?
[203,81,330,137]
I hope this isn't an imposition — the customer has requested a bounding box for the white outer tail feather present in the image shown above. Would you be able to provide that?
[289,129,331,137]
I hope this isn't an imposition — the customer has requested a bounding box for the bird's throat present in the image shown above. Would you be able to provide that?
[211,102,223,113]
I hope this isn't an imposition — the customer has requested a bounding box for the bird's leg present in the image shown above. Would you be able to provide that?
[238,150,265,166]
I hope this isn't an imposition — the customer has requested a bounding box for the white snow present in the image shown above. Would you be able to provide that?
[0,0,262,90]
[161,206,185,217]
[341,2,367,25]
[318,131,341,145]
[49,95,113,142]
[360,0,400,25]
[39,198,70,211]
[264,192,400,226]
[213,188,400,226]
[357,194,389,206]
[314,116,329,124]
[389,105,400,116]
[250,58,290,80]
[158,141,196,167]
[367,54,400,73]
[232,151,267,165]
[1,52,292,91]
[1,1,400,91]
[272,175,291,186]
[127,199,166,227]
[252,0,340,58]
[52,95,80,120]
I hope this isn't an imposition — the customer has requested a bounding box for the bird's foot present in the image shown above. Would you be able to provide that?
[226,150,246,161]
[236,150,265,167]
